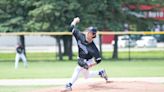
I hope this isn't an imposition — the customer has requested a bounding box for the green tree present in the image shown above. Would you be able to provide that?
[26,0,81,60]
[0,0,163,60]
[77,0,124,59]
[0,0,34,55]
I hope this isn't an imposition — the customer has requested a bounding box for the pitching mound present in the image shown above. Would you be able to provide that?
[31,81,164,92]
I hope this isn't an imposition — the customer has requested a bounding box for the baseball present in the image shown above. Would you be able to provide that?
[74,17,80,23]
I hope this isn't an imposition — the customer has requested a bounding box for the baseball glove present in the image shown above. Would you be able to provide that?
[78,58,89,70]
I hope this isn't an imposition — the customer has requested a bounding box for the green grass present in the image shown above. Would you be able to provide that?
[0,53,57,61]
[0,51,163,79]
[103,51,164,59]
[0,60,164,79]
[0,51,163,61]
[0,60,164,92]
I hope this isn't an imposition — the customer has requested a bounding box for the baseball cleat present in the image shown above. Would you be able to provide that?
[99,69,108,82]
[64,83,72,91]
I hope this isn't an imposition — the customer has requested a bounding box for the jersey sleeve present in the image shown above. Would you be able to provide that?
[93,48,101,64]
[69,25,84,41]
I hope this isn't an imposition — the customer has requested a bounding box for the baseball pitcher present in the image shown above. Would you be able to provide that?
[64,17,108,91]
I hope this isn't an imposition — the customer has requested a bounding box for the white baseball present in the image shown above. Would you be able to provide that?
[74,17,80,23]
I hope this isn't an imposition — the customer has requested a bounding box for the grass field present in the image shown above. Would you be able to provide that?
[0,51,164,61]
[0,60,164,92]
[0,60,164,79]
[0,51,164,92]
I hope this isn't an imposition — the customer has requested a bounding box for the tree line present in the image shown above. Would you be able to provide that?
[0,0,162,60]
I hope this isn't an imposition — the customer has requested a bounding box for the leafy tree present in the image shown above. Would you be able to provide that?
[0,0,34,55]
[0,0,163,60]
[26,0,81,60]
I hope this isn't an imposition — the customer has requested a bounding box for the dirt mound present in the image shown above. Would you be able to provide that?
[31,81,164,92]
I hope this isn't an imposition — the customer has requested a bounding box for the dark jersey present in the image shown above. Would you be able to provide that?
[70,25,101,63]
[16,46,24,54]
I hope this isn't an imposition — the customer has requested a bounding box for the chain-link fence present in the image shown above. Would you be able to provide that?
[0,32,163,61]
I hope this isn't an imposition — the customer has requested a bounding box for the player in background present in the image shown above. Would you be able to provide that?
[15,43,28,69]
[64,17,108,91]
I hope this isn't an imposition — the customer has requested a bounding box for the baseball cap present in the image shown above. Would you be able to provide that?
[87,26,97,34]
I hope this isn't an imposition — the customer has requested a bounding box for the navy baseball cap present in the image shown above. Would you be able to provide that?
[88,27,97,34]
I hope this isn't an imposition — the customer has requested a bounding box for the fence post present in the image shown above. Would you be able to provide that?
[99,34,102,58]
[128,34,131,61]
